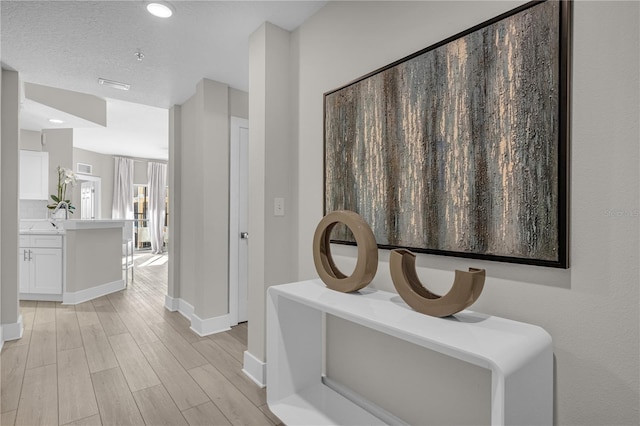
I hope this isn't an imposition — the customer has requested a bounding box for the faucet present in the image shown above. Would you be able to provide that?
[52,201,70,220]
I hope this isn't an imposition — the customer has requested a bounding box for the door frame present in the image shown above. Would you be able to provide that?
[229,116,249,326]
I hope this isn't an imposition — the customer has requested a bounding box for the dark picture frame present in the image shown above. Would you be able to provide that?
[323,0,571,268]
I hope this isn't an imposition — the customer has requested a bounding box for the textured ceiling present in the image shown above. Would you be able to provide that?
[1,0,325,108]
[0,1,325,160]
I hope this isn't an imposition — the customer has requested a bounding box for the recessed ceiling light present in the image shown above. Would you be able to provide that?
[146,2,174,18]
[98,78,131,91]
[49,118,64,124]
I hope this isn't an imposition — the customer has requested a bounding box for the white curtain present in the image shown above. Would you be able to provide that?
[112,157,134,220]
[148,162,167,254]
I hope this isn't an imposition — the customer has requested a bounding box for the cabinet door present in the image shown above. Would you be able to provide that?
[20,150,49,200]
[30,248,62,294]
[19,249,30,293]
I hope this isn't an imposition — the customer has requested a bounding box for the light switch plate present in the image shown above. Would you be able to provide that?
[274,197,285,216]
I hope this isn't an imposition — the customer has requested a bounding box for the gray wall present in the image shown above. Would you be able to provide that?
[133,159,147,185]
[199,79,230,320]
[0,65,3,343]
[72,148,168,220]
[20,129,41,151]
[288,1,639,425]
[19,124,49,220]
[72,147,114,219]
[326,315,492,425]
[178,88,198,306]
[229,88,248,120]
[168,106,181,303]
[1,70,20,330]
[24,83,106,127]
[247,22,298,361]
[18,137,158,220]
[175,79,244,323]
[42,128,73,205]
[65,228,121,293]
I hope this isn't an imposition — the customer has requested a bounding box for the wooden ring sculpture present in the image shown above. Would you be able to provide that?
[390,249,485,317]
[313,211,378,292]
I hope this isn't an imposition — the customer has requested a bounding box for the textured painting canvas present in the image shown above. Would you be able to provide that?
[324,0,570,267]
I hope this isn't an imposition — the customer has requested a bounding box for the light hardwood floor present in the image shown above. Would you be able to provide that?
[1,253,281,426]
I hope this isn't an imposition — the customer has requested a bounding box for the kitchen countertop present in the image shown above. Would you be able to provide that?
[62,219,126,230]
[19,219,127,234]
[20,220,65,234]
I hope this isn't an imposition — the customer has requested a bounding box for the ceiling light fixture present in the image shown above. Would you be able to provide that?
[146,2,174,18]
[49,118,64,124]
[98,78,131,91]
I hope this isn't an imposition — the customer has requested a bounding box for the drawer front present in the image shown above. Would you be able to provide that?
[19,235,30,247]
[29,235,63,248]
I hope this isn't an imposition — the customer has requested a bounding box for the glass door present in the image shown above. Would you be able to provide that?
[133,185,169,251]
[134,185,150,250]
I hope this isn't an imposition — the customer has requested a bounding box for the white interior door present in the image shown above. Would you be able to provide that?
[238,124,249,323]
[81,181,95,219]
[78,176,101,219]
[229,117,249,325]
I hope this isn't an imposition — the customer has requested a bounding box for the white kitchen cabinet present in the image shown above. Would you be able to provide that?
[20,150,49,200]
[19,234,63,299]
[19,248,30,294]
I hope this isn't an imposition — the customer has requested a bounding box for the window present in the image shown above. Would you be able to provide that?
[133,184,170,250]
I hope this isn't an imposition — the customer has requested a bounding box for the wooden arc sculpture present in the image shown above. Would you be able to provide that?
[313,210,378,292]
[389,249,485,317]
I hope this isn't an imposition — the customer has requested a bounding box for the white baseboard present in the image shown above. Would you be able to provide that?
[62,279,125,305]
[177,298,194,321]
[190,312,230,337]
[19,293,63,302]
[164,295,179,311]
[243,350,266,388]
[164,297,230,337]
[2,315,24,342]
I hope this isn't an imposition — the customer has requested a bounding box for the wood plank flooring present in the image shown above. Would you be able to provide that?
[1,253,281,426]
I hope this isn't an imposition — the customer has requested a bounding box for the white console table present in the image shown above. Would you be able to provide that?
[266,279,552,425]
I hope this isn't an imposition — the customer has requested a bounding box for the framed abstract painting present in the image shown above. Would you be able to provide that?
[324,0,571,268]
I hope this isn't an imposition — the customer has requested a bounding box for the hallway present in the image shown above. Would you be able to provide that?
[0,254,280,425]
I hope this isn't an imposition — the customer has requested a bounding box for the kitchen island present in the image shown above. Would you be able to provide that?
[19,219,126,303]
[62,220,126,304]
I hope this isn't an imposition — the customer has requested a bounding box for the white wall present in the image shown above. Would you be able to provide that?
[289,1,639,425]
